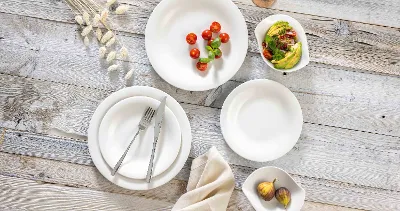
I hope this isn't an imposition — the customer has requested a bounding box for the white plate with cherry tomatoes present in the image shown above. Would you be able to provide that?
[145,0,248,91]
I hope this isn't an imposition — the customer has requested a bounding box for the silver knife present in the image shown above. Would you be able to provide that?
[146,96,167,183]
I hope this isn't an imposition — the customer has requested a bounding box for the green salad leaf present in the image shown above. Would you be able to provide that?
[199,58,211,63]
[265,35,285,61]
[214,48,222,56]
[206,46,213,51]
[211,37,221,49]
[208,50,215,60]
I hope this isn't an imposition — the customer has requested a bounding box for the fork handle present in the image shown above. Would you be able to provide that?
[111,129,140,176]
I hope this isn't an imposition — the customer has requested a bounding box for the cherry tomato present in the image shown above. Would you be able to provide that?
[263,49,272,60]
[196,62,208,71]
[210,22,221,33]
[215,50,222,59]
[202,30,212,40]
[219,33,230,43]
[190,48,200,59]
[207,38,214,46]
[186,33,197,45]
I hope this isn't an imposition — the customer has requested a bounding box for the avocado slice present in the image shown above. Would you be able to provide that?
[284,42,302,69]
[267,22,292,37]
[267,21,289,35]
[273,43,301,69]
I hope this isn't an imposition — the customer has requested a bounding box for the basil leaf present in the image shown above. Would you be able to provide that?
[206,46,213,51]
[214,48,222,56]
[199,58,211,63]
[211,37,221,49]
[208,51,215,60]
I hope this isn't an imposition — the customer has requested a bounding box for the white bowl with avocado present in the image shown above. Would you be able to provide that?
[255,14,310,72]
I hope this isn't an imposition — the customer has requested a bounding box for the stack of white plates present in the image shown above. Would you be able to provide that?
[88,86,192,190]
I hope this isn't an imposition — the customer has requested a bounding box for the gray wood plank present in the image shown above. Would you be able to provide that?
[1,13,400,137]
[0,174,174,211]
[0,151,390,210]
[0,0,399,75]
[235,0,400,28]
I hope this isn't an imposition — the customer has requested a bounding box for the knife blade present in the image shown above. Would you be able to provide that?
[146,96,167,183]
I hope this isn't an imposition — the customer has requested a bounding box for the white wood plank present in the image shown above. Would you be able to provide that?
[0,152,386,210]
[0,174,174,211]
[0,0,399,75]
[1,13,400,137]
[234,0,400,28]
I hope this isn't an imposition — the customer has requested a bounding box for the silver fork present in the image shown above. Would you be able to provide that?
[111,107,156,176]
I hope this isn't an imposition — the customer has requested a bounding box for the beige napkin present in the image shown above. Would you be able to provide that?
[172,147,235,211]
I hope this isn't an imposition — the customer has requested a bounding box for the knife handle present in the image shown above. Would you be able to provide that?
[146,140,158,183]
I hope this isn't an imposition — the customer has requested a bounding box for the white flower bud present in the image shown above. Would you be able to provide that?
[96,28,102,41]
[99,47,107,58]
[101,9,109,22]
[84,36,90,47]
[119,47,128,59]
[93,14,101,27]
[81,25,92,36]
[115,5,129,14]
[75,15,84,25]
[108,64,119,72]
[101,30,113,43]
[106,0,117,7]
[106,51,116,63]
[106,37,116,47]
[125,69,134,80]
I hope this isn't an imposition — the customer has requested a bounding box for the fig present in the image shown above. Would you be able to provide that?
[257,178,276,201]
[275,187,291,209]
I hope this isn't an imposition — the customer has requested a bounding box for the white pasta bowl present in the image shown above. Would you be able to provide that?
[243,166,305,211]
[254,14,310,72]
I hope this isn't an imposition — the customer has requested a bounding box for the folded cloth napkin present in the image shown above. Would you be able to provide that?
[172,147,235,211]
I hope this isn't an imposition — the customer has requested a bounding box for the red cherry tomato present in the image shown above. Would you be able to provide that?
[196,62,208,71]
[190,48,200,59]
[219,33,230,43]
[186,33,197,45]
[202,30,212,40]
[215,50,222,59]
[263,49,272,60]
[210,22,221,33]
[207,38,214,46]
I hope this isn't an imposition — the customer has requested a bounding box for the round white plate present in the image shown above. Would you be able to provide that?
[220,79,303,162]
[88,86,192,190]
[145,0,248,91]
[99,96,181,179]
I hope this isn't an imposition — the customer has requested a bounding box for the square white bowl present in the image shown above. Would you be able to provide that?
[242,166,305,211]
[254,14,310,72]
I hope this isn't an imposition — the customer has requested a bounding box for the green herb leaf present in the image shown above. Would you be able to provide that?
[264,35,285,61]
[199,58,211,63]
[208,51,215,60]
[214,48,222,56]
[206,46,213,51]
[211,37,221,49]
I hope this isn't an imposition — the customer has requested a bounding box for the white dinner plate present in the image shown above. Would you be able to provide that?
[220,79,303,162]
[242,166,305,210]
[145,0,248,91]
[88,86,192,190]
[99,96,181,179]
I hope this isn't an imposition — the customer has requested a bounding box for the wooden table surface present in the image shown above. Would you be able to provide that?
[0,0,399,210]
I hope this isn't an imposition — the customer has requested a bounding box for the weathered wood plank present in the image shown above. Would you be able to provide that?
[0,174,174,211]
[2,46,400,139]
[1,13,400,137]
[0,152,389,210]
[235,0,400,28]
[0,0,399,75]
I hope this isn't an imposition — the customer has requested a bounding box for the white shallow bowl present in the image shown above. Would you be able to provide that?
[220,79,303,162]
[99,96,181,179]
[145,0,248,91]
[243,166,305,211]
[88,86,192,190]
[254,14,310,72]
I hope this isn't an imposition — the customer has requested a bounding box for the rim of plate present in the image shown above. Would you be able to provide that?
[88,86,192,190]
[145,0,248,91]
[220,79,303,162]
